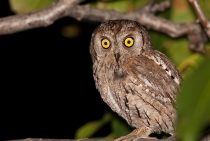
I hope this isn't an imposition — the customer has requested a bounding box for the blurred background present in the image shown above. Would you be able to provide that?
[0,1,209,141]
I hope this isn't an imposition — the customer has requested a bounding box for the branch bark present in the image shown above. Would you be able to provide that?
[0,0,84,35]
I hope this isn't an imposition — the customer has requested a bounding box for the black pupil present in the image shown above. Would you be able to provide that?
[127,40,131,44]
[104,42,107,45]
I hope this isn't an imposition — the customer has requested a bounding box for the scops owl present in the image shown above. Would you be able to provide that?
[90,20,182,140]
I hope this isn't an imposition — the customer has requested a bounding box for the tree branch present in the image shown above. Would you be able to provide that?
[5,133,210,141]
[142,0,171,13]
[5,136,177,141]
[189,0,210,38]
[0,0,84,35]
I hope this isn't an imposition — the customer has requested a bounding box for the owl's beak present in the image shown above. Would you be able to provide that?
[114,52,120,63]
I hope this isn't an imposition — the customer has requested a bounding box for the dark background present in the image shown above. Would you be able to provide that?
[0,1,111,140]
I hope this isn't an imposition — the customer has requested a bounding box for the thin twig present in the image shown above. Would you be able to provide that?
[189,0,210,37]
[148,1,171,13]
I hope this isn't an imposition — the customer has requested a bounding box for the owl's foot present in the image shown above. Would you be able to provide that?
[115,126,154,141]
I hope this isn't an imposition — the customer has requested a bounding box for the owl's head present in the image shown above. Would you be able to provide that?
[90,20,152,64]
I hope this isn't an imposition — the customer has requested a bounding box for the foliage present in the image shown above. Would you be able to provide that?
[75,112,131,139]
[177,57,210,141]
[9,0,210,140]
[9,0,55,14]
[75,112,112,139]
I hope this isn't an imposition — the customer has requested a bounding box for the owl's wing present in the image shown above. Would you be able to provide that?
[124,50,181,106]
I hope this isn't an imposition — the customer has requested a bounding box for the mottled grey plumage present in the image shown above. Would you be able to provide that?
[90,20,182,139]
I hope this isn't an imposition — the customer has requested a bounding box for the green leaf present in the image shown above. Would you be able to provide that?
[177,57,210,141]
[177,53,205,78]
[165,38,192,66]
[92,0,148,12]
[111,114,132,138]
[170,0,196,22]
[74,112,112,139]
[9,0,55,14]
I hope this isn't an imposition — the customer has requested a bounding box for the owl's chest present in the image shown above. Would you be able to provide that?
[94,64,130,117]
[101,78,131,123]
[98,69,128,105]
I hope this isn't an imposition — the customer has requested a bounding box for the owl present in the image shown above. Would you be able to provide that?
[90,20,182,140]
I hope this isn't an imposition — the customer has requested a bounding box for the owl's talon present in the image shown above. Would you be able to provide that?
[114,134,137,141]
[115,135,155,141]
[115,126,154,141]
[130,126,152,137]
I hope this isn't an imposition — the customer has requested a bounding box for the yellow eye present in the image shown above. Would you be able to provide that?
[101,39,111,49]
[124,37,134,47]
